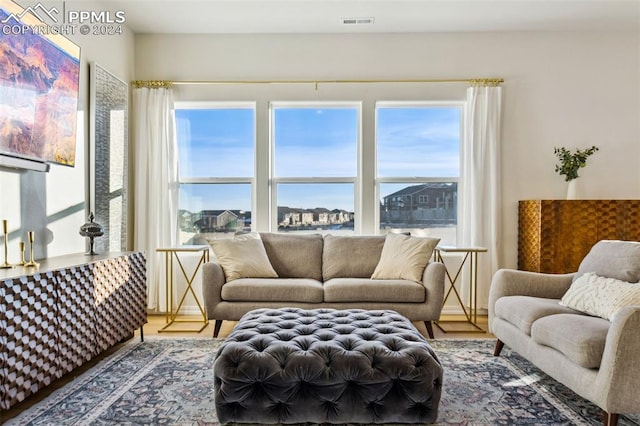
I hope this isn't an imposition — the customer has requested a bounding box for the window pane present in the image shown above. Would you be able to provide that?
[380,182,457,245]
[377,107,460,177]
[179,183,251,244]
[277,183,354,233]
[176,108,254,178]
[273,107,358,177]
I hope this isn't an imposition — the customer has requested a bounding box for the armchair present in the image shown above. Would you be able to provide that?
[489,240,640,426]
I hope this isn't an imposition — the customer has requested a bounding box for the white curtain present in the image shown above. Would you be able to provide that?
[133,87,179,312]
[460,84,503,310]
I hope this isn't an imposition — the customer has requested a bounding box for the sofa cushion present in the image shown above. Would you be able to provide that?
[560,272,640,321]
[322,235,386,280]
[259,233,324,281]
[494,296,579,335]
[531,313,610,369]
[371,233,440,283]
[210,235,278,282]
[323,278,425,303]
[221,278,324,303]
[575,240,640,283]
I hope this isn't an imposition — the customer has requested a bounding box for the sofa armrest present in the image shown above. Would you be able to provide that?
[422,261,446,318]
[202,261,225,319]
[595,306,640,413]
[488,269,574,330]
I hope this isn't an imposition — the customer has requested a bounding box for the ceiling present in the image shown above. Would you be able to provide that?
[99,0,640,34]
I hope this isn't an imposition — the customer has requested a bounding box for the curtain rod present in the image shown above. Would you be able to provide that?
[132,78,504,89]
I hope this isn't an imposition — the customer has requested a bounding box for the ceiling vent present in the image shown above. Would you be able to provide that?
[342,17,375,25]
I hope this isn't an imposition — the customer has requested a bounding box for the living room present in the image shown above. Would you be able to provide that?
[1,0,640,424]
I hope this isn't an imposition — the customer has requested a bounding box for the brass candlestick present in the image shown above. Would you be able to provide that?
[25,231,39,268]
[1,219,13,269]
[17,241,26,266]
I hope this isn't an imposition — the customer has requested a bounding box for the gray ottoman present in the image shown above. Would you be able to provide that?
[213,308,443,424]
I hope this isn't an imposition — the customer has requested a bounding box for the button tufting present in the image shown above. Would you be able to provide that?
[274,332,296,342]
[296,326,315,336]
[359,332,377,341]
[249,338,271,352]
[294,338,313,351]
[278,321,296,329]
[214,308,442,425]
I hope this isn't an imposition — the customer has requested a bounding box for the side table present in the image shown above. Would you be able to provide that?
[434,245,487,333]
[157,245,210,332]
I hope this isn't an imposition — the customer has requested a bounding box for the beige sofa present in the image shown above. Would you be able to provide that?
[489,240,640,426]
[202,232,445,338]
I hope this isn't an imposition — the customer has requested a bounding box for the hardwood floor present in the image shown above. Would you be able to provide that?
[2,314,493,423]
[138,313,494,340]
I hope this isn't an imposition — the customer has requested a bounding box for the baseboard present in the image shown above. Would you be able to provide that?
[441,306,488,316]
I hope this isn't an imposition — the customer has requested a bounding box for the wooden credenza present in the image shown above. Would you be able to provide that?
[518,200,640,273]
[0,252,146,411]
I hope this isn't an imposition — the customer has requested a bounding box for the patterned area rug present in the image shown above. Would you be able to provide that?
[5,338,640,425]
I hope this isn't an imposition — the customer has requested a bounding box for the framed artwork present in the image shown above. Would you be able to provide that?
[0,0,80,167]
[89,63,128,253]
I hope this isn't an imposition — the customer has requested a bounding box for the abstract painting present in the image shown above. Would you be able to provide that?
[0,0,80,166]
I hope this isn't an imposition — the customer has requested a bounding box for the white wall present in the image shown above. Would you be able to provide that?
[135,31,640,273]
[0,17,135,260]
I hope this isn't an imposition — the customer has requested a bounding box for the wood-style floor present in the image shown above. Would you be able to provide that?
[142,314,494,340]
[2,314,493,423]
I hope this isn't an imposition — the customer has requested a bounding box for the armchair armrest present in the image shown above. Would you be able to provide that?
[202,261,225,319]
[422,261,446,319]
[488,269,574,329]
[596,306,640,413]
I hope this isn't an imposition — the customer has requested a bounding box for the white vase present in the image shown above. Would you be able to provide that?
[566,179,579,199]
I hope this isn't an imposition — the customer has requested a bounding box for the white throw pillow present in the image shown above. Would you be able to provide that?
[559,272,640,321]
[210,235,278,282]
[371,233,440,283]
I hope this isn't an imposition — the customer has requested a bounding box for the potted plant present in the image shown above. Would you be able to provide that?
[554,145,599,198]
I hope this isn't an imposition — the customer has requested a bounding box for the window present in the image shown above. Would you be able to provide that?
[175,103,255,244]
[271,103,359,234]
[174,99,463,243]
[376,103,462,245]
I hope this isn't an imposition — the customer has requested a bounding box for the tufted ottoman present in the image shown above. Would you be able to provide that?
[213,308,443,424]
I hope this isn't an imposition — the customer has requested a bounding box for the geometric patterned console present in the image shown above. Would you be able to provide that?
[0,252,146,410]
[519,200,640,273]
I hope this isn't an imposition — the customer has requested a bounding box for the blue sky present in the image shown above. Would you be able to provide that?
[274,107,357,177]
[176,106,460,213]
[176,108,254,178]
[377,107,460,177]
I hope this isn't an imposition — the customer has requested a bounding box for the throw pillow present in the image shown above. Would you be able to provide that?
[259,232,324,280]
[210,235,278,282]
[574,240,640,283]
[559,272,640,321]
[371,233,440,282]
[322,235,386,280]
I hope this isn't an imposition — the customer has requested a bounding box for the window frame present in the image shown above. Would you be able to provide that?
[174,101,257,240]
[269,101,362,233]
[172,99,465,241]
[374,101,464,240]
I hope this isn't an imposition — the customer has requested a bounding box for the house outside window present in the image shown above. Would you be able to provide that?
[376,102,462,245]
[175,102,255,244]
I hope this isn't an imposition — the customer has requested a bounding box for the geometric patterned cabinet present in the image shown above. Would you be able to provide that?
[0,252,146,411]
[518,200,640,273]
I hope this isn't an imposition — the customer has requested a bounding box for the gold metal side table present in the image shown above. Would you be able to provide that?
[157,245,210,332]
[434,245,487,333]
